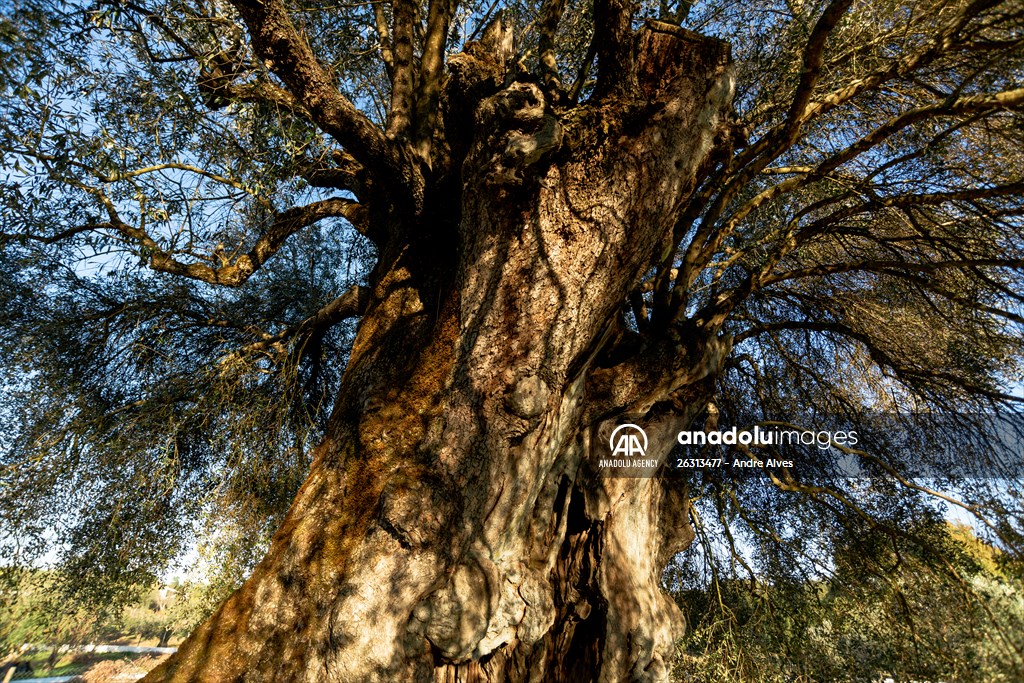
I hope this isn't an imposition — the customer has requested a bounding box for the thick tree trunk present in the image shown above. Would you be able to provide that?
[144,24,735,683]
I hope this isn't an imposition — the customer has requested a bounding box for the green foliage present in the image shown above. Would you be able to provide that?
[673,522,1024,682]
[0,567,115,660]
[0,568,219,660]
[0,0,377,606]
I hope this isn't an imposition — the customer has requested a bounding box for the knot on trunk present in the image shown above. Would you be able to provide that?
[505,374,551,419]
[419,550,500,661]
[416,549,556,662]
[472,82,564,186]
[378,470,454,550]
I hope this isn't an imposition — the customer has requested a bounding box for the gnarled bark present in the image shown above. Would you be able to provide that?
[144,22,735,683]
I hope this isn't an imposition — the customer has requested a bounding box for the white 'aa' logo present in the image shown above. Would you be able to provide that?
[609,423,648,457]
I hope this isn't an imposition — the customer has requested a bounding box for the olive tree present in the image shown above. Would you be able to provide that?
[1,0,1023,680]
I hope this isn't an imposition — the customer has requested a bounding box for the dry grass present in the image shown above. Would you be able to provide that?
[81,655,169,682]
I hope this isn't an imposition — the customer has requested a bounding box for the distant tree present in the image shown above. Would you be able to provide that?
[1,0,1023,680]
[120,584,179,647]
[0,568,109,670]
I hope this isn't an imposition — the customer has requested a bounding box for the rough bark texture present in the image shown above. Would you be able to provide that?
[144,23,735,683]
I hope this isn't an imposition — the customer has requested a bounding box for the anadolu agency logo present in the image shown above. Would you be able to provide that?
[609,423,648,457]
[602,424,659,469]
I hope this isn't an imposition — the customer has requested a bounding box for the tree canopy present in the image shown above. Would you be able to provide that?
[2,0,1024,677]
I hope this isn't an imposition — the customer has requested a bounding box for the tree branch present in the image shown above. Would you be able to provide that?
[373,1,396,79]
[229,0,401,184]
[762,256,1024,288]
[776,0,855,148]
[7,192,365,287]
[386,0,416,140]
[297,151,367,198]
[537,0,569,93]
[592,0,635,98]
[208,79,311,119]
[567,32,598,103]
[692,87,1024,274]
[220,284,369,361]
[676,0,1012,296]
[144,198,366,286]
[413,0,458,160]
[670,0,853,312]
